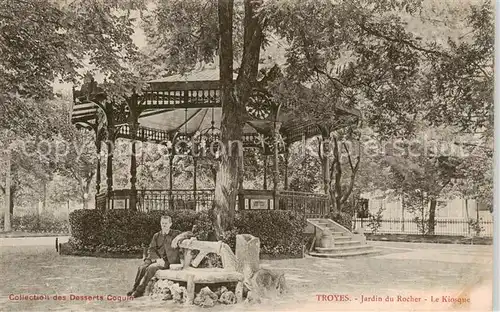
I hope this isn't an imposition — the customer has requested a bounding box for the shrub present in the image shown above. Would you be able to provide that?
[413,213,435,235]
[100,210,147,247]
[68,209,198,252]
[467,218,483,236]
[67,209,306,257]
[37,214,69,233]
[235,210,306,256]
[12,214,41,232]
[220,228,239,251]
[69,209,104,247]
[367,207,385,234]
[2,212,70,233]
[191,209,218,241]
[0,213,68,233]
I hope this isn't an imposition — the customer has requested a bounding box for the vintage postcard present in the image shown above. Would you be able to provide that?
[0,0,494,311]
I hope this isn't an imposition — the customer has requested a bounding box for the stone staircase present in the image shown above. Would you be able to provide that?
[306,218,379,258]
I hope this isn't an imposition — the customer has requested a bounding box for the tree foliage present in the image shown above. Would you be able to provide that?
[0,0,143,214]
[424,2,493,133]
[0,0,142,102]
[0,0,493,228]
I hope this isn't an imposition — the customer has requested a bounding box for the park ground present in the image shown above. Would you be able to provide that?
[0,237,493,312]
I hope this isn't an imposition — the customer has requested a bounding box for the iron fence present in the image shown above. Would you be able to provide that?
[352,218,493,237]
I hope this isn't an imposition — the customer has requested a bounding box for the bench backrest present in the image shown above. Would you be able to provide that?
[178,239,238,271]
[178,234,260,273]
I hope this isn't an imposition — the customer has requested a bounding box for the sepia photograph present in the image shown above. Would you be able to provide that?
[0,0,495,311]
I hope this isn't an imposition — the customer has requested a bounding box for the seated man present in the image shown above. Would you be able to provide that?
[127,215,192,298]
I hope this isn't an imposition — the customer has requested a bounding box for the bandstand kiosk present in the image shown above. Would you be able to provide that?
[70,68,360,219]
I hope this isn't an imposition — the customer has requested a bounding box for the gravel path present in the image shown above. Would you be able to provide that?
[0,239,492,311]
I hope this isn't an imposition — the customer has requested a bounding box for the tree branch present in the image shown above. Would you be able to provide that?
[357,21,491,79]
[258,64,280,86]
[332,137,342,208]
[85,170,95,184]
[343,142,354,171]
[317,137,323,161]
[67,167,80,183]
[236,0,263,88]
[329,156,335,182]
[357,22,446,56]
[312,66,348,89]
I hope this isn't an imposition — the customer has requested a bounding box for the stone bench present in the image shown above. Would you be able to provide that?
[155,267,243,303]
[156,267,243,284]
[153,235,259,304]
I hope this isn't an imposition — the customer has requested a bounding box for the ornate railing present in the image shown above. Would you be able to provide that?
[140,88,220,109]
[277,190,329,219]
[95,189,330,218]
[236,189,329,219]
[94,189,214,212]
[137,189,214,212]
[117,124,261,148]
[118,125,171,143]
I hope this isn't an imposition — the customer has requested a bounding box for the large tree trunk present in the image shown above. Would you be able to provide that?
[476,200,480,221]
[82,182,90,210]
[332,137,342,213]
[318,132,337,214]
[9,185,15,215]
[214,0,262,236]
[322,159,331,196]
[42,181,47,213]
[214,0,238,235]
[428,198,437,235]
[321,135,361,215]
[320,137,341,214]
[318,139,332,206]
[78,174,93,210]
[82,197,89,210]
[339,141,361,214]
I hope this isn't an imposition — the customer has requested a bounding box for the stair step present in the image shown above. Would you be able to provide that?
[332,240,364,246]
[316,226,347,234]
[333,235,352,241]
[325,225,344,230]
[309,248,380,258]
[325,231,346,236]
[321,224,349,231]
[325,225,348,231]
[315,244,371,254]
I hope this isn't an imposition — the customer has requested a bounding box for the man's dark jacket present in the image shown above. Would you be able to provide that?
[146,229,181,265]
